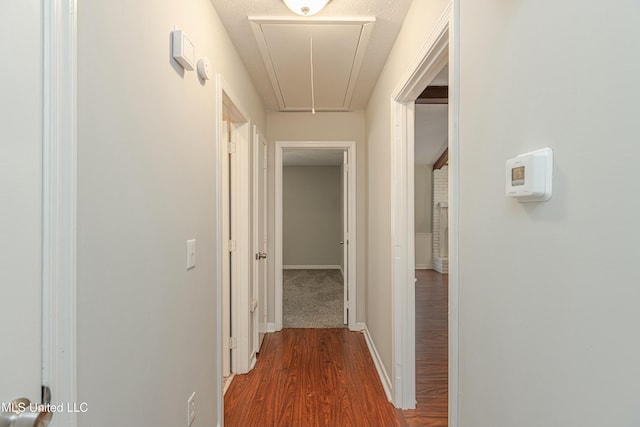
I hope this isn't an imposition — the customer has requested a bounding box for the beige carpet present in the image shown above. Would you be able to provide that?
[283,269,345,328]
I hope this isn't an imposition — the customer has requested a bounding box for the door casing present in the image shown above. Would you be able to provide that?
[42,1,78,426]
[252,126,268,357]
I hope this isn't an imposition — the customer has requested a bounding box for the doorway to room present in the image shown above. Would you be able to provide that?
[409,65,450,426]
[275,141,358,331]
[281,149,345,328]
[389,4,458,424]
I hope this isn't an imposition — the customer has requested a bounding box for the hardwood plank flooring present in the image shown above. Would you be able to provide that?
[401,269,448,427]
[224,270,448,427]
[224,328,402,427]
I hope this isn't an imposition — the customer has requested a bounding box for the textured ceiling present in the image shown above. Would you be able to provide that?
[209,0,413,111]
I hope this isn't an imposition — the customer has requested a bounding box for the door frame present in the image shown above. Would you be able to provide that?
[42,1,78,426]
[274,141,357,331]
[341,151,349,325]
[389,1,459,423]
[215,74,254,426]
[251,125,268,357]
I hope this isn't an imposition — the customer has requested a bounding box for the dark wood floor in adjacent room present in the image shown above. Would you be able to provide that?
[224,328,401,427]
[401,269,448,427]
[224,270,448,427]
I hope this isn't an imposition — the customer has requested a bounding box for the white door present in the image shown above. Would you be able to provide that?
[252,128,268,353]
[0,2,52,424]
[342,151,349,325]
[221,120,232,377]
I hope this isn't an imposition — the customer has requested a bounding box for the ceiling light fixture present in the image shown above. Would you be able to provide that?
[282,0,330,16]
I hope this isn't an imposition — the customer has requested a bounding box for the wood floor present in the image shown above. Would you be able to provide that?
[401,269,448,426]
[224,328,401,427]
[224,270,448,427]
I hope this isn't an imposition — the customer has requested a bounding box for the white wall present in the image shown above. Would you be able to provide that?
[414,165,432,233]
[77,0,264,425]
[458,1,640,426]
[0,0,42,402]
[283,166,342,267]
[433,165,448,259]
[267,111,366,323]
[364,0,450,388]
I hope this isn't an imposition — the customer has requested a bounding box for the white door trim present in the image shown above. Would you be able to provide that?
[215,74,253,427]
[42,1,78,425]
[274,141,357,331]
[389,2,459,424]
[214,75,224,427]
[229,119,252,375]
[342,151,349,325]
[252,125,268,356]
[221,119,231,379]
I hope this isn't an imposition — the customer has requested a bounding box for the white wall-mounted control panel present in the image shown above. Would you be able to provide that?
[505,147,553,202]
[172,29,195,71]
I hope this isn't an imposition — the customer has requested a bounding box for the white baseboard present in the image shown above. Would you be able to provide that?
[283,264,341,270]
[223,374,235,396]
[361,324,393,402]
[415,264,433,270]
[267,322,278,332]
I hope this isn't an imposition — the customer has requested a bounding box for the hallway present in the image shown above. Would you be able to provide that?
[224,328,401,427]
[224,269,448,427]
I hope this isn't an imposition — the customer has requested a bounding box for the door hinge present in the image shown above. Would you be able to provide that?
[228,240,236,252]
[229,337,237,349]
[42,385,51,405]
[344,163,349,173]
[228,141,236,154]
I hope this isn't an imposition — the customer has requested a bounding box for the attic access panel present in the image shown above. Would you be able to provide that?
[250,18,375,111]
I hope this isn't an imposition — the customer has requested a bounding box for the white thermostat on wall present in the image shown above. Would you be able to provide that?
[505,147,553,202]
[172,29,195,71]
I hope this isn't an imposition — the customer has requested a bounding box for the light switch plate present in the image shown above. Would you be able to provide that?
[186,239,196,270]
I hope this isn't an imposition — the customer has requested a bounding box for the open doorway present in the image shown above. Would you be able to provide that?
[389,5,458,423]
[410,65,449,426]
[414,69,449,272]
[274,141,357,331]
[281,149,345,328]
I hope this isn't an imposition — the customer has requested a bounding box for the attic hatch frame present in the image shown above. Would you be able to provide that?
[248,17,375,112]
[389,2,459,426]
